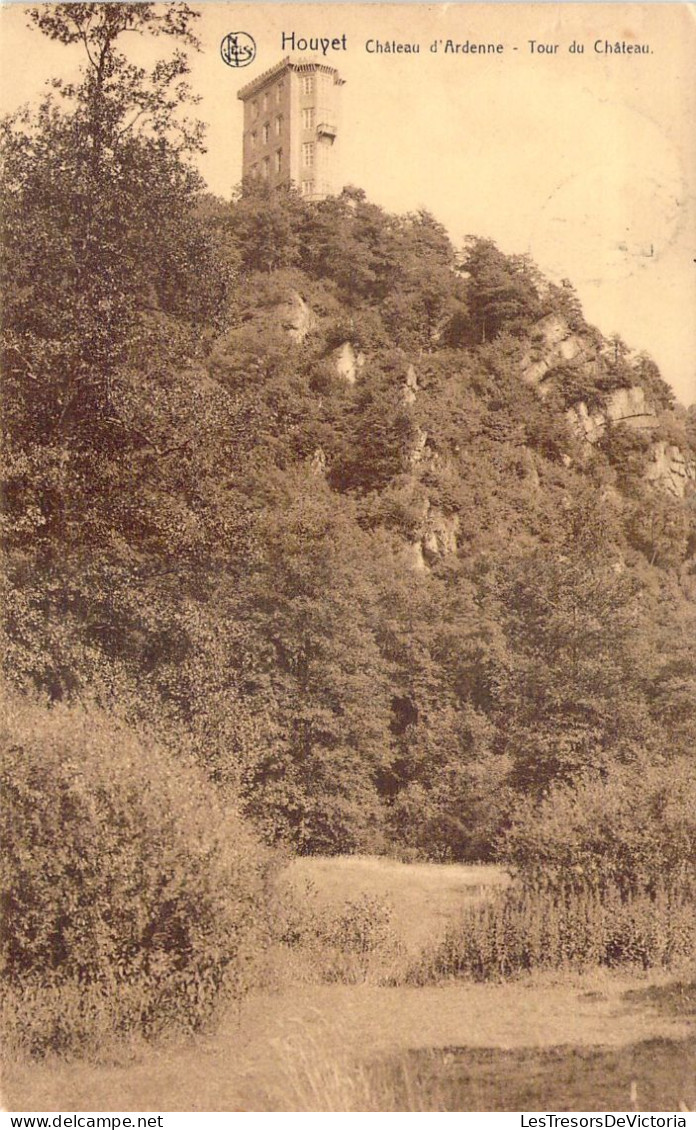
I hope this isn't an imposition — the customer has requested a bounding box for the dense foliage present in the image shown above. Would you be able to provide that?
[0,684,273,1054]
[415,884,696,982]
[504,760,696,897]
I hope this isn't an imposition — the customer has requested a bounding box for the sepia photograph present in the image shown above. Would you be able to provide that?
[1,0,695,1115]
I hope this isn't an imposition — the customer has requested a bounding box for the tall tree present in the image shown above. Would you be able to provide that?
[1,3,233,699]
[493,502,654,794]
[2,3,228,441]
[221,475,395,853]
[461,237,542,344]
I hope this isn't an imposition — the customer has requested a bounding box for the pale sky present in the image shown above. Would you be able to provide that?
[2,3,695,405]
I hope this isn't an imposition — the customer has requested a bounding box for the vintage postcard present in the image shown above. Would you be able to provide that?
[1,1,695,1117]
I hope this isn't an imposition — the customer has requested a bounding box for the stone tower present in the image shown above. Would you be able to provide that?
[237,57,345,200]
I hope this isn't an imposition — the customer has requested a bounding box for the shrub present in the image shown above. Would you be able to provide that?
[273,884,403,984]
[320,894,397,957]
[0,686,274,1056]
[409,761,696,985]
[413,885,696,984]
[501,762,696,898]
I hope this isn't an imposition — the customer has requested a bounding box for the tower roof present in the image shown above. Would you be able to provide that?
[237,56,345,101]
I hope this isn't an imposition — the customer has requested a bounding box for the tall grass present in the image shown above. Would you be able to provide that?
[271,884,406,984]
[255,1022,696,1112]
[268,1025,449,1112]
[411,884,696,984]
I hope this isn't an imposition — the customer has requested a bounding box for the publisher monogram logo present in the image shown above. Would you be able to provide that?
[220,32,256,68]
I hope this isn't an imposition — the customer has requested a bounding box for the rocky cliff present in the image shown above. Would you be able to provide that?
[521,314,696,501]
[222,264,694,570]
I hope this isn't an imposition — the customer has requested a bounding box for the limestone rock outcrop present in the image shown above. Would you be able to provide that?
[403,364,418,405]
[274,291,316,342]
[407,498,459,569]
[406,540,428,572]
[332,341,365,384]
[605,386,657,429]
[645,441,696,499]
[566,385,657,444]
[309,447,327,476]
[519,445,540,491]
[409,426,430,467]
[521,314,589,395]
[422,505,460,562]
[566,401,605,443]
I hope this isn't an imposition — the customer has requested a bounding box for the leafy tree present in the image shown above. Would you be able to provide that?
[229,181,307,274]
[1,2,233,701]
[598,424,653,496]
[543,279,587,332]
[380,210,467,349]
[493,500,653,793]
[627,496,691,568]
[2,3,227,438]
[328,373,418,494]
[370,568,511,859]
[461,237,542,344]
[297,189,395,305]
[216,475,395,853]
[632,351,675,411]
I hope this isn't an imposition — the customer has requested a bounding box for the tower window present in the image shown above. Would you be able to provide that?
[275,149,283,174]
[302,142,314,168]
[262,92,269,111]
[276,82,284,102]
[301,75,314,96]
[262,122,270,145]
[262,156,270,179]
[275,115,283,136]
[251,99,258,120]
[301,107,315,130]
[249,131,257,148]
[301,180,314,196]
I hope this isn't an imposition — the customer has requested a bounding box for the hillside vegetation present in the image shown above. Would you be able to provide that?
[2,2,696,1061]
[5,171,696,858]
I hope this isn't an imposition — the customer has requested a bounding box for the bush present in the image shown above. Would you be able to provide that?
[501,762,696,897]
[274,883,403,984]
[0,687,274,1056]
[408,760,696,985]
[320,894,398,957]
[413,885,696,983]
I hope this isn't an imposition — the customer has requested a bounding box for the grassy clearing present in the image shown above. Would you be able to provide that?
[3,856,694,1112]
[282,855,509,952]
[3,974,693,1111]
[263,855,509,986]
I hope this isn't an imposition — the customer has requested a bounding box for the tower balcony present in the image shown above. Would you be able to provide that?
[316,120,338,139]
